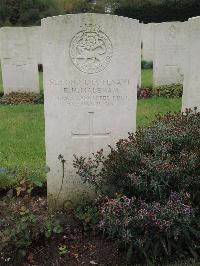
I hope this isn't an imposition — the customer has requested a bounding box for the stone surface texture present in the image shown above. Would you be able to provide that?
[0,27,39,94]
[153,21,187,87]
[42,14,140,208]
[142,23,155,62]
[182,17,200,111]
[28,26,42,64]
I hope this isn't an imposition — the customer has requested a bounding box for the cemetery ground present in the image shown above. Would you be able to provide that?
[0,70,199,265]
[0,68,181,179]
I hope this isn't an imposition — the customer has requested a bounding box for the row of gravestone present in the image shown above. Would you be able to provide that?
[0,18,199,106]
[0,20,195,91]
[0,14,199,209]
[142,18,200,110]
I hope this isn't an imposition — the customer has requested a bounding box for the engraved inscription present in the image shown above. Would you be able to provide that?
[168,25,176,40]
[51,79,130,107]
[69,24,113,74]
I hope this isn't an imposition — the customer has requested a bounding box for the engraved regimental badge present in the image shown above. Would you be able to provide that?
[168,25,176,39]
[69,24,113,74]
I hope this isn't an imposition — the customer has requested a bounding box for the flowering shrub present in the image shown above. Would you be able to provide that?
[100,193,193,234]
[74,110,200,206]
[74,110,200,263]
[100,193,198,264]
[137,88,152,99]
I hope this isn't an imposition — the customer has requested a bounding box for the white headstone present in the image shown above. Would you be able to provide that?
[0,28,1,62]
[28,26,42,65]
[42,14,140,209]
[142,23,155,62]
[0,27,39,94]
[153,22,187,87]
[182,17,200,111]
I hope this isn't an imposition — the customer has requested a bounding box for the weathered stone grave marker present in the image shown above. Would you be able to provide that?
[153,22,187,87]
[142,23,156,62]
[182,17,200,111]
[42,14,140,208]
[0,27,39,94]
[28,26,42,65]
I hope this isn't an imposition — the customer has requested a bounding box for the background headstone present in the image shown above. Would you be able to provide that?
[0,29,1,62]
[28,26,42,65]
[0,27,39,94]
[42,13,140,209]
[153,22,187,87]
[182,17,200,111]
[142,23,155,62]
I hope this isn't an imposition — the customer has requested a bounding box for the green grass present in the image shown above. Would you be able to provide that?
[0,67,182,188]
[137,97,181,127]
[0,105,45,167]
[142,68,153,88]
[0,97,181,167]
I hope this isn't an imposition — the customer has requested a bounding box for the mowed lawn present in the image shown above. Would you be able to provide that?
[0,98,181,167]
[0,69,182,187]
[141,68,153,88]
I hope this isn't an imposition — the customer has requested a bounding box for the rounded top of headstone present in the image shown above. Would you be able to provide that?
[41,13,139,24]
[189,16,200,21]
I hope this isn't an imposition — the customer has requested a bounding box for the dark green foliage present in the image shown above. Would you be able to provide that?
[74,110,200,263]
[74,110,200,205]
[34,94,44,104]
[1,0,200,26]
[141,60,153,70]
[75,202,100,231]
[115,0,200,23]
[0,0,62,26]
[153,84,183,98]
[64,0,93,13]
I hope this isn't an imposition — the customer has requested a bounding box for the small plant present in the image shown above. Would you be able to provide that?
[58,244,69,256]
[75,202,100,231]
[0,165,46,194]
[153,84,183,98]
[0,196,62,262]
[41,218,62,238]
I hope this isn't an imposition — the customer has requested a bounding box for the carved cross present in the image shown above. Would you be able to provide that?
[71,112,110,155]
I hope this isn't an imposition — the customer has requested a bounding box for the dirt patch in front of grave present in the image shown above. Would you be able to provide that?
[0,186,126,266]
[24,226,126,266]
